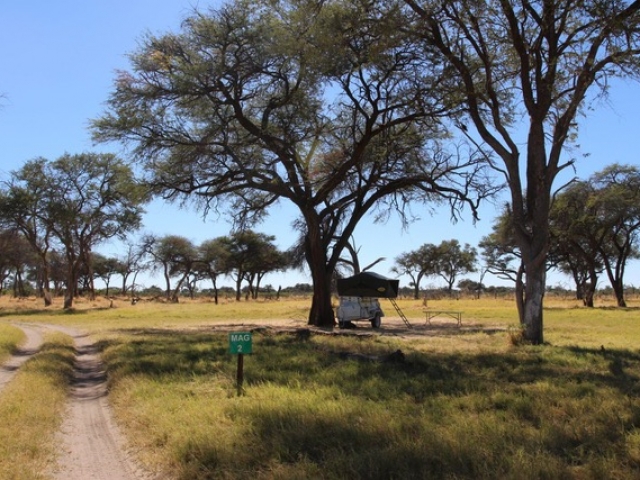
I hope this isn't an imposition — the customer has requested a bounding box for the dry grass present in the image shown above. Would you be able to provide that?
[0,323,26,363]
[0,332,75,479]
[3,293,640,478]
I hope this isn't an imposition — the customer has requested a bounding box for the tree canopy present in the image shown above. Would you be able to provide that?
[93,0,492,326]
[0,153,146,307]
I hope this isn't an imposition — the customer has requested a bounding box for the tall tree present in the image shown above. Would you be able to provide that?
[0,158,56,305]
[93,0,492,327]
[46,153,146,308]
[405,0,640,343]
[0,154,146,307]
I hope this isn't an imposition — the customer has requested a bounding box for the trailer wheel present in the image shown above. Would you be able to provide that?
[371,313,381,329]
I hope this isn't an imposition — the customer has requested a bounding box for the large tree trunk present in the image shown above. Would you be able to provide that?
[305,221,336,328]
[38,253,53,307]
[522,264,545,344]
[308,270,335,328]
[512,124,553,345]
[611,279,627,307]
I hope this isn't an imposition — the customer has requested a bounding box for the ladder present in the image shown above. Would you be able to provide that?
[388,298,412,328]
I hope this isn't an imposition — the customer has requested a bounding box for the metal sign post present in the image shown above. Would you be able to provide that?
[229,332,252,396]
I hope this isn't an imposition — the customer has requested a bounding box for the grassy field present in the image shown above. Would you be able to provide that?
[2,294,640,479]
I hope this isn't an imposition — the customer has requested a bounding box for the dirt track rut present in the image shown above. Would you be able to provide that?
[0,323,154,480]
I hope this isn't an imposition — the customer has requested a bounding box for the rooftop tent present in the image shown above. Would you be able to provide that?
[336,272,399,298]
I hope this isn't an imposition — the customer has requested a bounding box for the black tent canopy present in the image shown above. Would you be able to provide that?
[336,272,399,298]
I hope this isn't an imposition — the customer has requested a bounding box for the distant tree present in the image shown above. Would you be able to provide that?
[197,238,227,304]
[479,209,525,320]
[92,253,122,297]
[405,0,640,343]
[590,165,640,307]
[552,165,640,307]
[214,230,286,301]
[142,234,197,302]
[457,279,485,298]
[115,241,147,296]
[244,238,289,299]
[0,159,56,305]
[0,154,146,308]
[392,245,433,299]
[47,250,67,297]
[432,239,477,296]
[93,0,492,327]
[0,229,36,296]
[549,182,602,307]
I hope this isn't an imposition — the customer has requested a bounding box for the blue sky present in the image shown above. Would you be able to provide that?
[1,1,640,291]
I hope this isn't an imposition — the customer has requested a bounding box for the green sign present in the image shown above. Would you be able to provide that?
[229,332,253,354]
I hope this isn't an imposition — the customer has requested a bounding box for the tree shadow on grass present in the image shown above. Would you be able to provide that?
[100,328,640,479]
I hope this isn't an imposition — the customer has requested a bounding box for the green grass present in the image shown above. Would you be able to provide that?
[4,295,640,478]
[0,332,75,479]
[101,323,640,479]
[0,323,26,363]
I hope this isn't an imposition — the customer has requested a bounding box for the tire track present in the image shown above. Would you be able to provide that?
[47,326,156,480]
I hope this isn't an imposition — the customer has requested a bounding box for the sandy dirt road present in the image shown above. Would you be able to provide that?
[1,323,156,480]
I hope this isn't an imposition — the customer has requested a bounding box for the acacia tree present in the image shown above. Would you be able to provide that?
[0,159,56,305]
[116,241,148,296]
[392,245,433,299]
[0,154,146,308]
[549,181,602,306]
[46,154,146,308]
[432,239,477,295]
[212,230,283,301]
[0,229,36,296]
[405,0,640,343]
[197,238,226,304]
[93,0,492,327]
[142,234,197,302]
[243,237,289,299]
[92,253,122,297]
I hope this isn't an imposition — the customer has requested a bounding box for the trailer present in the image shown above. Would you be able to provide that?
[335,272,401,329]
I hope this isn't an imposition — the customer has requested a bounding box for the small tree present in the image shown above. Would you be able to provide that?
[214,230,285,301]
[392,245,433,300]
[432,239,477,296]
[142,234,197,302]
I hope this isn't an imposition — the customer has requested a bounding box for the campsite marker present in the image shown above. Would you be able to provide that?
[229,332,252,395]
